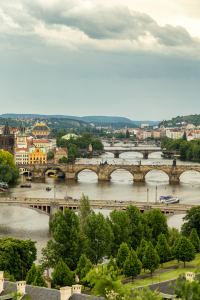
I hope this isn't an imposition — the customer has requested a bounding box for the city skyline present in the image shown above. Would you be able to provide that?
[0,0,199,119]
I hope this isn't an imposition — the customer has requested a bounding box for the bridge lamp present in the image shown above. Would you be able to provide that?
[54,184,56,200]
[147,188,149,205]
[66,183,67,200]
[155,186,157,204]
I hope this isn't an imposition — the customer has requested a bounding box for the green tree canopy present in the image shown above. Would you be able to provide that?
[47,151,54,160]
[136,239,148,272]
[26,264,47,287]
[124,248,142,282]
[84,211,113,265]
[78,193,92,229]
[58,156,68,164]
[181,207,200,238]
[0,237,37,281]
[0,150,15,168]
[38,240,55,277]
[156,234,171,267]
[0,163,20,183]
[168,227,181,247]
[107,256,119,275]
[108,209,131,257]
[116,242,130,270]
[189,228,200,253]
[175,236,195,268]
[76,254,88,279]
[52,258,74,287]
[125,130,130,138]
[49,208,85,270]
[142,242,160,276]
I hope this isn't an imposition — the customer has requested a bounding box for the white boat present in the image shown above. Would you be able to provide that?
[161,197,179,204]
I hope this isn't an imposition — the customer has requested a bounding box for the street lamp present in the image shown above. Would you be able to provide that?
[147,188,149,205]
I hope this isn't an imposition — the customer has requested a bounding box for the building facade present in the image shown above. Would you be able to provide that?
[15,148,29,165]
[0,121,15,155]
[54,148,68,164]
[31,123,50,137]
[27,138,56,151]
[29,147,47,164]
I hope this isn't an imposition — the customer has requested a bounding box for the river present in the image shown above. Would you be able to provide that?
[0,143,199,261]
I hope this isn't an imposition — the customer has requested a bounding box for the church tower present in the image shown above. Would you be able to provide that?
[17,119,27,148]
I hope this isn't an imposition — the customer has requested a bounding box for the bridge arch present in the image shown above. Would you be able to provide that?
[144,169,170,181]
[41,166,66,178]
[108,167,134,179]
[75,167,98,180]
[179,169,200,182]
[118,151,143,158]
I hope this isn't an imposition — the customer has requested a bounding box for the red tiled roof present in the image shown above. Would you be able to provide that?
[15,148,29,152]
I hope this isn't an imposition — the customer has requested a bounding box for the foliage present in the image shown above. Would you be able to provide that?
[116,243,130,270]
[49,208,85,270]
[182,131,187,140]
[26,264,47,287]
[84,211,113,265]
[0,237,37,281]
[168,227,181,247]
[181,207,200,238]
[126,205,151,250]
[136,239,148,272]
[3,271,16,282]
[47,151,54,160]
[142,242,160,276]
[78,193,92,229]
[80,259,93,287]
[107,256,120,275]
[108,210,131,257]
[124,248,142,282]
[0,150,15,168]
[0,162,19,183]
[175,236,195,267]
[52,258,74,287]
[189,228,200,253]
[76,254,88,279]
[38,240,55,277]
[144,208,168,245]
[58,156,68,164]
[173,272,200,300]
[156,234,171,267]
[125,130,130,138]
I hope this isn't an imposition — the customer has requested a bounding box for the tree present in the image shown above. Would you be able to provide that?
[189,228,200,252]
[84,211,113,265]
[181,207,200,238]
[136,239,147,272]
[49,208,85,270]
[76,254,88,279]
[124,248,142,283]
[26,264,47,287]
[78,193,92,229]
[80,259,93,287]
[116,243,130,270]
[175,236,195,268]
[58,156,68,164]
[0,149,15,168]
[0,238,37,281]
[108,210,131,257]
[174,273,200,300]
[0,163,19,183]
[125,130,130,139]
[182,131,187,140]
[107,256,119,274]
[52,258,74,287]
[168,227,181,247]
[47,151,54,160]
[156,234,171,267]
[144,208,168,245]
[38,240,55,277]
[142,242,160,277]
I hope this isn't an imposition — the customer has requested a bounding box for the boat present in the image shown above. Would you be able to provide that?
[159,195,172,201]
[20,184,32,188]
[0,181,9,191]
[46,187,51,191]
[50,175,58,178]
[26,177,32,181]
[161,197,179,204]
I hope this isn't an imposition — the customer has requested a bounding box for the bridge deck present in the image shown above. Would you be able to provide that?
[0,197,195,214]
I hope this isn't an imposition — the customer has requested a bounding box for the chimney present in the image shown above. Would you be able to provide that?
[16,281,26,296]
[72,285,82,294]
[0,271,4,293]
[60,286,72,300]
[185,272,195,282]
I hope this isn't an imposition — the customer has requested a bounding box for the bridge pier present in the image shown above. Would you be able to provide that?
[50,202,59,222]
[98,173,111,181]
[32,171,45,179]
[114,152,120,158]
[143,152,149,159]
[169,174,180,184]
[133,172,145,182]
[65,172,77,180]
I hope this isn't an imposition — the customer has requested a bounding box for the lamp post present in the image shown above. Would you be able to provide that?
[66,183,67,200]
[155,186,157,204]
[54,185,56,200]
[147,188,149,205]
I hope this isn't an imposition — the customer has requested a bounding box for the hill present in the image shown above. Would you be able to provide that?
[158,115,200,127]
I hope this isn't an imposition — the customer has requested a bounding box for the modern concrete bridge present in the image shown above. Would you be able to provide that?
[16,162,200,183]
[0,197,195,222]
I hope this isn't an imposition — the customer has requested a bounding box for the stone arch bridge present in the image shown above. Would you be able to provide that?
[16,163,200,183]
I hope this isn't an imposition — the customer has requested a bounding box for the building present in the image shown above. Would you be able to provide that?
[153,130,161,138]
[186,123,195,130]
[0,121,15,155]
[14,148,29,165]
[141,124,149,128]
[27,138,56,151]
[16,121,28,148]
[62,133,78,140]
[29,147,47,164]
[31,122,50,137]
[54,148,68,164]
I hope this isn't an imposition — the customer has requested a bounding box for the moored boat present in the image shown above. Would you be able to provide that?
[20,184,32,188]
[0,181,9,191]
[46,187,51,191]
[26,177,32,181]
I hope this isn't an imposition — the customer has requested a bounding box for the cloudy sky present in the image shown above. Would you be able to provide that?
[0,0,199,120]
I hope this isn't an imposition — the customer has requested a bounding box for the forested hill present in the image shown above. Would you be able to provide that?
[159,115,200,127]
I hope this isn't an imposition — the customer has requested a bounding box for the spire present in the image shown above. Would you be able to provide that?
[3,120,10,135]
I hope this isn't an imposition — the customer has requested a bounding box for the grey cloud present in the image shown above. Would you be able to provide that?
[21,0,198,47]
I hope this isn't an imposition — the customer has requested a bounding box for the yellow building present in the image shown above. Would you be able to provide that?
[29,147,47,164]
[31,123,50,137]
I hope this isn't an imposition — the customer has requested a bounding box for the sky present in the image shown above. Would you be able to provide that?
[0,0,200,121]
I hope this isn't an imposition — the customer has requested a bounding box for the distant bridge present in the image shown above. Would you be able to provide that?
[16,162,200,183]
